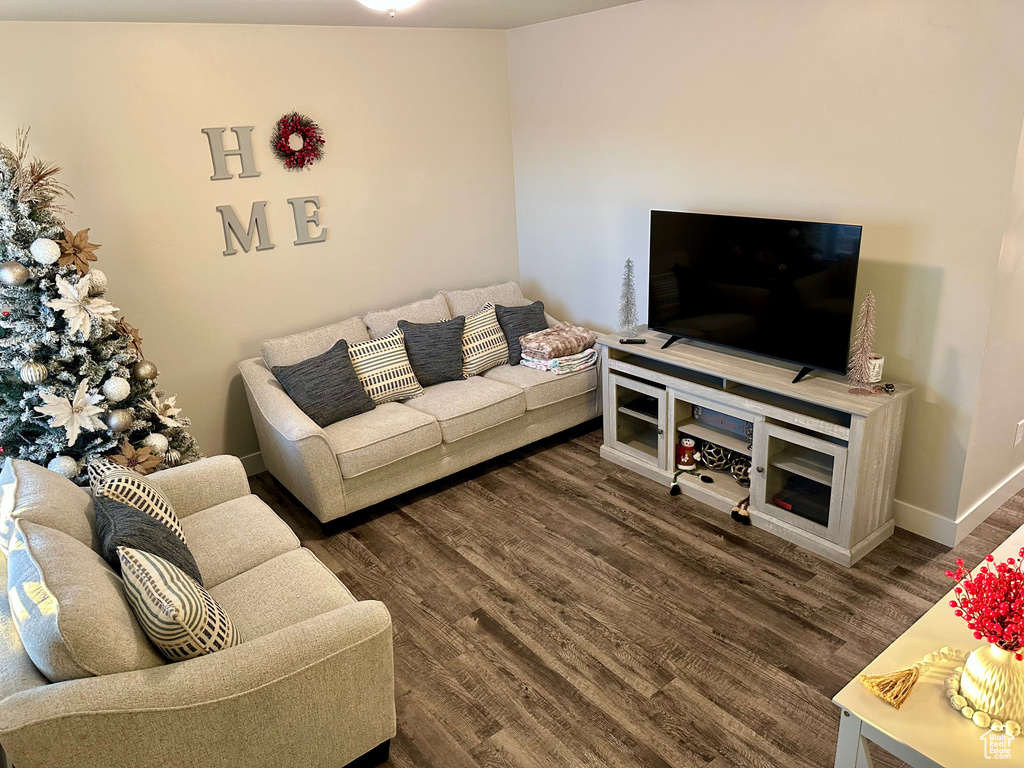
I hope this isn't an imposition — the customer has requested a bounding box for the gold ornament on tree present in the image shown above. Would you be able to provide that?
[163,448,182,467]
[0,261,29,287]
[19,361,48,384]
[105,409,133,433]
[109,439,161,475]
[57,228,100,277]
[132,360,158,381]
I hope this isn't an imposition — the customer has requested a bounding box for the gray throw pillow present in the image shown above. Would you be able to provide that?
[272,339,375,427]
[496,301,549,365]
[398,317,467,387]
[94,495,204,585]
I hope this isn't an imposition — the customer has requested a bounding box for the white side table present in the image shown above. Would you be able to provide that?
[833,526,1024,767]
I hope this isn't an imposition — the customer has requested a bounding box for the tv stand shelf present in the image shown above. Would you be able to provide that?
[597,329,912,566]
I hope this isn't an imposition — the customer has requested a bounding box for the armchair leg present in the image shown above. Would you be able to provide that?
[343,739,390,768]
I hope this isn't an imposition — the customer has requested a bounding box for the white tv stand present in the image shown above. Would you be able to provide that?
[596,329,912,566]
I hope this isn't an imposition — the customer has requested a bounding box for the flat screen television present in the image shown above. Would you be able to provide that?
[648,210,862,380]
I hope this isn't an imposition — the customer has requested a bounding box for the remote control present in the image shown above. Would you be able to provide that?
[620,338,647,344]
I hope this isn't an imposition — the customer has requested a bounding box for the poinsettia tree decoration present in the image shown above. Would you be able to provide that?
[0,128,202,479]
[947,550,1024,660]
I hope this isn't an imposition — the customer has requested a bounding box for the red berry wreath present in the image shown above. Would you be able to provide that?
[271,112,325,170]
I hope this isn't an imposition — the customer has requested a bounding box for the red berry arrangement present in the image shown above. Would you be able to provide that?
[946,549,1024,660]
[270,112,325,170]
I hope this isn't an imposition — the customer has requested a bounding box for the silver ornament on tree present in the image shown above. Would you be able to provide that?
[105,409,133,433]
[46,455,79,479]
[163,448,182,467]
[132,360,158,381]
[0,262,29,287]
[29,238,61,265]
[142,433,169,456]
[88,269,107,295]
[19,361,48,384]
[101,376,131,403]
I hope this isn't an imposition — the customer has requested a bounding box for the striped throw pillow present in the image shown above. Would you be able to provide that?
[462,303,509,378]
[348,328,423,404]
[118,547,240,661]
[89,459,187,545]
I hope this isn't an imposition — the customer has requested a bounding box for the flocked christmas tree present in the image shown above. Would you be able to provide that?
[618,257,639,338]
[0,129,201,481]
[847,290,877,391]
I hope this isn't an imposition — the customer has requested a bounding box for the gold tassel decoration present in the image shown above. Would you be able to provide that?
[859,666,921,709]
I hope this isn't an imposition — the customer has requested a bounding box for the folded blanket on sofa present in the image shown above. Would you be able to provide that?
[519,322,598,360]
[520,348,598,375]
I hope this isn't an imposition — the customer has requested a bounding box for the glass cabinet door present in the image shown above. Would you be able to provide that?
[608,373,667,469]
[750,423,847,543]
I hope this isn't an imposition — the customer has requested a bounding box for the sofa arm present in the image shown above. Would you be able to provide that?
[0,601,395,768]
[146,455,251,518]
[238,358,347,522]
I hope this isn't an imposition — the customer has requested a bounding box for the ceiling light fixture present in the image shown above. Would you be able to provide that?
[357,0,421,16]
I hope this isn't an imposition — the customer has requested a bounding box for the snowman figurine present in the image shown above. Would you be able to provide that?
[676,437,701,472]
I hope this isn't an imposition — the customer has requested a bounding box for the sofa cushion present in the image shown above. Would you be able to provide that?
[260,317,370,369]
[271,339,375,428]
[495,301,549,366]
[363,292,451,339]
[404,378,525,443]
[94,495,204,585]
[398,316,466,388]
[483,364,599,411]
[210,548,356,640]
[89,459,188,546]
[8,520,165,682]
[348,328,424,404]
[0,458,96,555]
[179,495,300,587]
[324,403,441,478]
[119,547,241,661]
[443,281,529,318]
[461,303,509,378]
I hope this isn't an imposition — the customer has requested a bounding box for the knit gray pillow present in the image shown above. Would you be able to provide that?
[398,317,467,388]
[270,339,375,427]
[94,495,204,585]
[495,301,549,365]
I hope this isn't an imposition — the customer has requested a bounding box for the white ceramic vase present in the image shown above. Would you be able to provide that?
[960,644,1024,723]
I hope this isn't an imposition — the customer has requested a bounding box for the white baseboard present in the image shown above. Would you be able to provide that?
[893,460,1024,546]
[239,451,266,477]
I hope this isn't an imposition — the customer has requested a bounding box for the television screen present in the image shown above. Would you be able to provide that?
[648,211,861,375]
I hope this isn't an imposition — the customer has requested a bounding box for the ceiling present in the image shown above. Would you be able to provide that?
[0,0,641,29]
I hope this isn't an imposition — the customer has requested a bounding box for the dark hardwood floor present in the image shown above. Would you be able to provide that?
[250,423,1024,768]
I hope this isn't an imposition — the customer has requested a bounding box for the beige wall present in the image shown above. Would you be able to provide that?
[507,0,1024,524]
[958,117,1024,527]
[0,21,519,461]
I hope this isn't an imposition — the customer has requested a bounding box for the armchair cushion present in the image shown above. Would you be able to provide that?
[270,339,375,428]
[94,495,204,585]
[8,520,165,682]
[210,548,356,640]
[363,291,451,339]
[119,547,241,661]
[260,316,370,369]
[324,403,441,478]
[179,495,299,588]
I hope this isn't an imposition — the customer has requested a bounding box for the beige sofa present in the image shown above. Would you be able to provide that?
[0,455,395,768]
[239,282,601,524]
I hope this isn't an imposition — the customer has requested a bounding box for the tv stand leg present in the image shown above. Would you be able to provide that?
[792,366,815,383]
[661,335,682,350]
